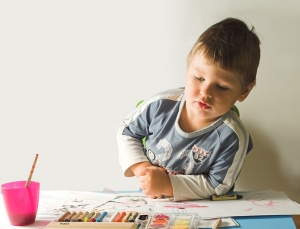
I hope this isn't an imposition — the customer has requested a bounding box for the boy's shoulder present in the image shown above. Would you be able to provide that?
[216,110,250,137]
[152,87,184,99]
[141,88,184,111]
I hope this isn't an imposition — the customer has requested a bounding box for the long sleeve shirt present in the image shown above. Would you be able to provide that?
[117,88,253,201]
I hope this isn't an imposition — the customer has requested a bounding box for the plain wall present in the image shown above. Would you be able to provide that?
[1,1,299,202]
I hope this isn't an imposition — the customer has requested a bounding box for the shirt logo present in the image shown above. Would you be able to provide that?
[147,149,156,161]
[192,145,211,163]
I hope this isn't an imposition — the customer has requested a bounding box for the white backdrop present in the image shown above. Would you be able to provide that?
[1,1,299,203]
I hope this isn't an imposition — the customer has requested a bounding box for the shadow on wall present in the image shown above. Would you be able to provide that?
[235,125,300,203]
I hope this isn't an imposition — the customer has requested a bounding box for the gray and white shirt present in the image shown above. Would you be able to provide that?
[117,88,252,201]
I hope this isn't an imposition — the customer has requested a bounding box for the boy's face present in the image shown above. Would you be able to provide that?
[184,53,254,124]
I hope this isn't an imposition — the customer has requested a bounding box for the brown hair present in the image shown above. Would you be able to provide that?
[187,18,261,87]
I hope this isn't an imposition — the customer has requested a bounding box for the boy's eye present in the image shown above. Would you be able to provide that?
[217,85,229,90]
[194,75,204,81]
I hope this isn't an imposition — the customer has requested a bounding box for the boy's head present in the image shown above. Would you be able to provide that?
[187,17,261,89]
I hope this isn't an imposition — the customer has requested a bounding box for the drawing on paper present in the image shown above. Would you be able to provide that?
[160,202,208,214]
[38,191,118,214]
[246,192,287,209]
[163,202,208,209]
[101,195,156,212]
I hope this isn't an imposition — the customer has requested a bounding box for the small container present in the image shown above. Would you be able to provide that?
[1,180,40,226]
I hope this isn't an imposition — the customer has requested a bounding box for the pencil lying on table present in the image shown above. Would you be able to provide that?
[212,218,222,229]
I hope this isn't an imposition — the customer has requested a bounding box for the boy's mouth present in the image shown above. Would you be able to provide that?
[198,101,211,109]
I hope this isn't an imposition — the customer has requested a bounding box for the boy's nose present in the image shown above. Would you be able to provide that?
[199,85,213,99]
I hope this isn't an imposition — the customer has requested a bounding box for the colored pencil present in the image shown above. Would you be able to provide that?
[212,218,222,229]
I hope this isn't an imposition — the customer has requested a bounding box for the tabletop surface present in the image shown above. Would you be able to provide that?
[0,191,299,229]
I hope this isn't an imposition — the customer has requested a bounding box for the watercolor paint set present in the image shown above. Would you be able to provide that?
[42,211,200,229]
[146,213,199,229]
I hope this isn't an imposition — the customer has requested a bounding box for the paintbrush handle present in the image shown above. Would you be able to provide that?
[25,154,39,187]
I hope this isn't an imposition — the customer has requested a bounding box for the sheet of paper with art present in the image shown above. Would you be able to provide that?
[100,192,158,212]
[154,189,300,218]
[37,190,118,216]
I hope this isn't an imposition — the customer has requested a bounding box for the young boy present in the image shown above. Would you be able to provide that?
[117,17,261,201]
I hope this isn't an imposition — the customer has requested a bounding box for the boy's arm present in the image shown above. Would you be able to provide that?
[168,174,216,201]
[168,138,251,201]
[117,98,156,177]
[117,129,149,177]
[167,153,245,201]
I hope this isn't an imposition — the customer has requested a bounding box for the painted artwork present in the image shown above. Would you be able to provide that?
[155,189,300,218]
[37,191,118,215]
[37,191,156,216]
[98,194,156,212]
[37,189,300,219]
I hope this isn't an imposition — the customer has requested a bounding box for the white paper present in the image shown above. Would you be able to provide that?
[293,201,300,209]
[99,191,157,212]
[38,190,118,215]
[154,189,300,218]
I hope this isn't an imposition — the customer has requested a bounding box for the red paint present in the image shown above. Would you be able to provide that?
[153,219,168,224]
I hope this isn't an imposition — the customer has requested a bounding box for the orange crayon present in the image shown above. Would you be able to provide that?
[115,212,126,222]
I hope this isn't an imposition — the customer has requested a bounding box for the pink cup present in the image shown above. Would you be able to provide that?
[1,181,40,226]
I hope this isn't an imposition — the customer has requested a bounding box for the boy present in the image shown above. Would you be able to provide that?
[117,17,260,201]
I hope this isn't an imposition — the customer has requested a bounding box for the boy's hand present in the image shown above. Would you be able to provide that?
[137,166,173,198]
[129,161,153,178]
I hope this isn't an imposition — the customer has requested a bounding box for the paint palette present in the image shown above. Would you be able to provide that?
[147,213,198,229]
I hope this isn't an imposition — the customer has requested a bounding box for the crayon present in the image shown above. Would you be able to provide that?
[77,211,89,222]
[71,211,83,222]
[109,211,120,222]
[96,211,108,222]
[138,215,148,221]
[114,212,126,222]
[138,215,150,229]
[90,212,100,222]
[57,211,70,222]
[128,212,138,222]
[64,211,77,222]
[210,194,243,201]
[84,212,95,222]
[122,212,132,222]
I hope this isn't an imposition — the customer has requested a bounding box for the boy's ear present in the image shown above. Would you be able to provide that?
[237,82,255,102]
